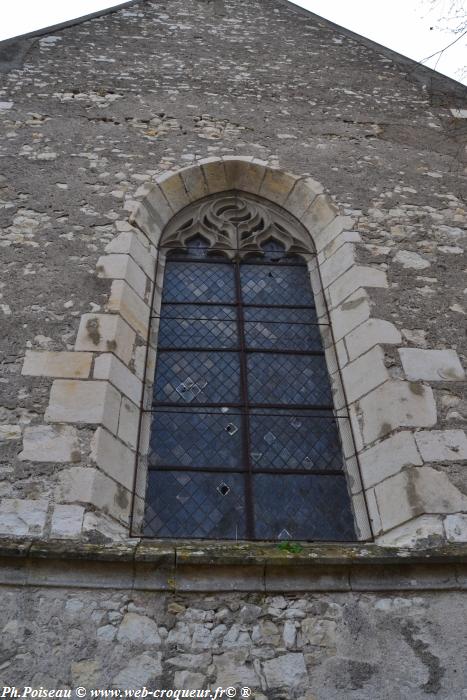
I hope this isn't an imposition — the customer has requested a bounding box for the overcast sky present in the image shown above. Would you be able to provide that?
[1,0,466,85]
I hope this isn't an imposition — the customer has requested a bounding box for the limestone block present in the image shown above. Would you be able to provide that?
[394,250,431,269]
[213,649,259,688]
[330,291,371,342]
[19,425,81,463]
[359,431,422,488]
[55,467,132,523]
[301,618,336,647]
[259,168,300,205]
[328,265,388,308]
[22,350,92,379]
[263,653,308,690]
[444,514,467,542]
[91,427,136,490]
[75,313,136,364]
[199,157,229,194]
[94,353,142,406]
[223,156,264,193]
[71,660,101,687]
[0,424,21,441]
[414,429,467,462]
[0,498,48,536]
[314,216,353,253]
[156,172,190,211]
[105,230,156,280]
[283,176,324,219]
[45,380,121,435]
[118,397,140,450]
[96,254,148,300]
[322,228,361,259]
[345,319,401,361]
[399,348,465,381]
[179,165,209,201]
[342,346,389,403]
[300,194,338,237]
[112,652,163,689]
[107,280,150,338]
[320,242,355,288]
[358,381,437,444]
[374,467,467,532]
[365,488,382,535]
[129,196,164,247]
[117,613,161,645]
[50,504,85,537]
[376,515,445,546]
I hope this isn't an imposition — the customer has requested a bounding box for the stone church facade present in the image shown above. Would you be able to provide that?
[0,0,467,696]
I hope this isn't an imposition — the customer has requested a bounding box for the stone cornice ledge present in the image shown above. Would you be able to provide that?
[1,539,466,592]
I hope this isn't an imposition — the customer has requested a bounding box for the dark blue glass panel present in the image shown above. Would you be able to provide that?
[254,474,356,541]
[247,353,333,406]
[240,264,314,306]
[153,351,241,404]
[244,307,322,352]
[148,409,243,469]
[144,471,246,539]
[158,304,238,349]
[162,261,235,304]
[249,410,344,471]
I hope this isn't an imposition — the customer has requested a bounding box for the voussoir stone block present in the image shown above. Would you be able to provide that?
[19,424,81,463]
[156,172,190,211]
[283,176,324,219]
[223,156,264,193]
[22,350,92,379]
[300,194,338,237]
[45,380,121,434]
[259,168,300,205]
[414,429,467,462]
[358,380,437,444]
[179,164,209,201]
[358,431,423,488]
[199,157,229,193]
[399,348,465,381]
[75,313,136,364]
[320,242,355,288]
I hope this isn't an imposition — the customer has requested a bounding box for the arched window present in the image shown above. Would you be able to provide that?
[141,194,356,541]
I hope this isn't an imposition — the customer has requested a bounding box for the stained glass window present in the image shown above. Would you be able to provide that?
[142,234,356,541]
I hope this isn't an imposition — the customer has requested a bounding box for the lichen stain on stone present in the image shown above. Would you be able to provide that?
[106,339,117,352]
[406,469,423,515]
[400,621,445,694]
[71,450,81,463]
[409,382,424,396]
[114,486,129,510]
[379,422,392,438]
[86,318,101,345]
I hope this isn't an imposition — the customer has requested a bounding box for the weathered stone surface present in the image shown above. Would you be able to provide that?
[0,499,48,536]
[414,430,467,462]
[75,314,136,364]
[45,380,121,434]
[399,348,465,381]
[117,613,161,646]
[91,427,135,490]
[358,381,437,444]
[112,652,162,688]
[444,514,467,542]
[94,353,142,406]
[106,280,151,338]
[345,318,402,361]
[359,431,422,488]
[22,350,92,379]
[394,250,431,269]
[50,504,85,538]
[342,346,389,402]
[263,653,308,690]
[19,425,80,463]
[0,424,22,441]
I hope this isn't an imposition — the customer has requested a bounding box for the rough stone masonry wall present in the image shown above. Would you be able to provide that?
[1,0,466,544]
[1,585,467,700]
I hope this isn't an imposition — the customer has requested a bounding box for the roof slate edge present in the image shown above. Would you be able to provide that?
[280,0,467,100]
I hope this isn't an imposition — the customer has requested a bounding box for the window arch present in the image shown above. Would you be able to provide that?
[139,193,357,541]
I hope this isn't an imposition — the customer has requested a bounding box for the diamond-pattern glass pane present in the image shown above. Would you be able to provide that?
[153,351,241,404]
[241,264,314,306]
[244,307,321,351]
[162,261,235,303]
[249,410,344,471]
[158,304,238,349]
[254,474,356,541]
[148,409,243,469]
[247,353,333,405]
[144,471,246,539]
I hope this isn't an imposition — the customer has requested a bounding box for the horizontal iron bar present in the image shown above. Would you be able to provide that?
[147,465,345,476]
[159,301,319,310]
[152,315,325,327]
[146,408,349,419]
[156,347,326,356]
[149,401,335,411]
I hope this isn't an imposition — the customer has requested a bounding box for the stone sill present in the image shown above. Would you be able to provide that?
[0,538,467,592]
